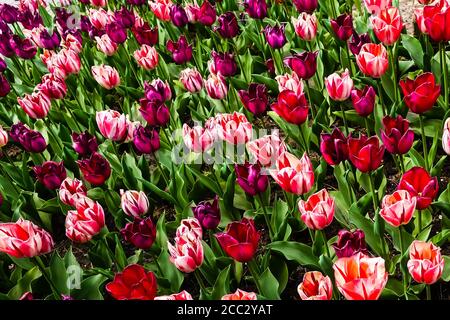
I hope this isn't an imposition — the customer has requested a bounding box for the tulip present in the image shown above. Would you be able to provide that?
[121,190,149,217]
[149,0,172,21]
[208,112,253,145]
[95,34,118,56]
[275,72,304,96]
[132,22,158,46]
[399,72,440,114]
[351,85,376,117]
[77,152,112,186]
[18,91,51,119]
[222,289,257,300]
[72,131,98,157]
[269,152,314,195]
[128,0,147,4]
[283,51,318,80]
[59,177,87,206]
[380,190,416,227]
[370,7,403,46]
[168,232,204,273]
[216,12,239,38]
[106,264,158,300]
[238,83,268,115]
[10,35,37,59]
[139,100,169,127]
[132,44,158,70]
[205,73,228,100]
[330,14,354,41]
[10,123,47,153]
[320,128,349,166]
[215,218,260,262]
[145,79,172,102]
[0,4,19,23]
[325,69,353,101]
[96,110,128,141]
[121,217,157,249]
[33,161,67,190]
[292,12,318,41]
[271,89,309,125]
[235,163,269,196]
[266,58,275,75]
[297,271,333,300]
[37,73,67,100]
[356,43,389,78]
[0,75,11,97]
[397,167,438,210]
[197,1,216,26]
[170,4,188,28]
[0,126,8,148]
[246,134,286,167]
[19,292,33,300]
[132,125,161,154]
[182,124,215,153]
[155,291,193,300]
[179,68,203,93]
[49,49,82,78]
[193,196,221,230]
[348,135,385,173]
[423,2,450,42]
[0,33,14,58]
[333,253,388,300]
[292,0,318,13]
[299,188,334,231]
[114,7,135,29]
[65,197,105,243]
[185,4,200,22]
[176,218,203,239]
[348,32,371,55]
[244,0,267,19]
[407,240,445,285]
[90,0,106,7]
[443,117,450,155]
[414,7,427,34]
[209,51,237,77]
[0,219,54,258]
[91,65,120,89]
[167,36,192,64]
[264,25,286,49]
[39,29,60,50]
[332,229,369,258]
[363,0,392,14]
[0,58,6,72]
[380,115,414,155]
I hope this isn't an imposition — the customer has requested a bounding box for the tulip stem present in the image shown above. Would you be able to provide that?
[364,117,370,136]
[247,260,263,295]
[194,269,208,292]
[321,230,331,258]
[418,210,423,233]
[368,171,378,213]
[388,45,399,108]
[339,103,349,136]
[304,83,316,119]
[418,114,430,171]
[398,154,405,174]
[398,227,408,299]
[299,123,310,152]
[257,194,274,240]
[426,285,432,300]
[440,42,449,109]
[33,256,61,300]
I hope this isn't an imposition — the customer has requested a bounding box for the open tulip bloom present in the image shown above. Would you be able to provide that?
[0,0,448,303]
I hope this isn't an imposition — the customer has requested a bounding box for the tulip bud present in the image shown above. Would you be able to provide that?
[380,190,416,227]
[407,240,445,285]
[348,135,385,173]
[0,126,8,148]
[292,12,318,41]
[356,43,389,78]
[139,100,170,127]
[182,124,215,153]
[132,125,161,154]
[244,0,267,19]
[325,69,353,101]
[168,232,204,273]
[193,197,221,230]
[246,134,286,167]
[209,51,237,77]
[37,73,67,100]
[370,7,403,46]
[170,4,188,28]
[72,131,98,157]
[276,72,304,96]
[197,1,216,26]
[397,167,438,210]
[65,197,105,243]
[95,34,118,56]
[40,29,61,50]
[121,190,149,217]
[33,161,67,190]
[132,22,158,46]
[105,23,127,44]
[271,89,309,125]
[380,115,414,155]
[121,217,157,249]
[134,44,159,70]
[205,73,228,100]
[292,0,318,13]
[238,83,268,115]
[235,163,269,196]
[10,123,47,153]
[399,72,440,114]
[0,74,10,98]
[330,14,354,41]
[264,25,286,49]
[179,67,203,93]
[222,289,257,300]
[216,12,239,38]
[176,218,203,239]
[297,271,333,300]
[332,229,368,258]
[145,79,172,102]
[443,117,450,155]
[320,127,349,166]
[114,7,135,29]
[91,65,121,90]
[348,32,371,55]
[96,110,128,141]
[284,51,318,80]
[10,35,37,59]
[77,152,112,186]
[18,91,52,119]
[298,189,335,230]
[208,112,253,145]
[0,4,19,23]
[351,85,376,117]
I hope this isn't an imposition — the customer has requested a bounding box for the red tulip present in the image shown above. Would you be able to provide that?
[298,189,335,230]
[363,0,392,14]
[271,89,309,125]
[77,152,112,186]
[215,218,260,262]
[414,7,427,34]
[407,240,445,285]
[121,217,157,250]
[397,167,438,210]
[297,271,333,300]
[356,43,389,78]
[370,6,403,46]
[238,83,268,115]
[332,229,369,258]
[155,291,193,300]
[59,177,87,206]
[325,69,353,101]
[283,51,318,80]
[320,127,349,166]
[149,0,172,21]
[399,72,440,114]
[197,1,217,26]
[96,110,128,141]
[348,135,385,173]
[72,131,98,158]
[222,289,257,300]
[423,2,450,42]
[121,190,149,217]
[132,20,158,46]
[380,115,414,155]
[65,197,105,243]
[18,91,51,119]
[380,190,416,227]
[330,14,354,41]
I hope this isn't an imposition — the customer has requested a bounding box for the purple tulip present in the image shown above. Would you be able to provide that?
[10,123,47,153]
[132,22,158,46]
[266,58,275,75]
[167,36,192,64]
[54,8,71,32]
[320,127,349,166]
[348,32,371,55]
[0,58,6,72]
[106,23,127,44]
[18,10,42,30]
[0,21,11,34]
[40,29,61,50]
[0,191,3,207]
[33,161,67,190]
[121,217,157,249]
[351,85,376,117]
[127,0,147,5]
[198,1,217,26]
[284,51,318,80]
[216,12,239,38]
[114,7,135,29]
[170,5,188,28]
[193,196,221,230]
[0,33,15,58]
[235,163,269,196]
[238,83,268,115]
[80,15,93,33]
[211,51,237,77]
[330,14,354,42]
[292,0,318,13]
[139,99,170,127]
[10,35,37,60]
[332,229,369,258]
[0,4,19,24]
[72,131,99,158]
[244,0,267,19]
[0,75,11,97]
[144,80,172,102]
[133,125,160,154]
[381,115,415,155]
[264,25,286,49]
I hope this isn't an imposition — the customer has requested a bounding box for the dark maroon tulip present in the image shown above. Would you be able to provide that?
[121,217,157,250]
[193,196,221,230]
[10,35,37,59]
[139,99,170,127]
[211,51,237,77]
[0,4,19,24]
[106,23,127,44]
[284,51,318,80]
[198,1,216,26]
[348,32,371,55]
[127,0,146,5]
[244,0,267,19]
[292,0,318,13]
[132,23,158,46]
[0,58,6,73]
[348,135,385,173]
[167,36,192,64]
[381,115,414,155]
[18,10,42,30]
[40,29,61,50]
[79,0,90,3]
[114,7,135,29]
[0,21,10,34]
[266,58,275,75]
[10,123,47,153]
[238,83,268,115]
[216,12,239,38]
[170,4,188,28]
[144,80,171,102]
[33,161,67,190]
[77,152,111,186]
[320,127,349,166]
[235,163,268,196]
[264,25,286,49]
[397,167,438,210]
[133,125,160,154]
[331,14,354,42]
[351,85,376,117]
[72,131,99,158]
[89,28,106,40]
[80,15,93,33]
[0,33,14,58]
[55,8,71,32]
[0,74,11,98]
[332,229,369,258]
[215,218,260,262]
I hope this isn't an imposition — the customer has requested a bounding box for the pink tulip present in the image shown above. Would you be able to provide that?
[380,190,416,227]
[205,73,228,100]
[168,232,204,273]
[91,65,120,89]
[176,218,203,239]
[363,0,392,14]
[155,291,193,300]
[207,112,253,145]
[37,73,67,100]
[18,91,51,119]
[95,34,118,56]
[133,45,159,70]
[120,190,149,217]
[298,189,335,230]
[65,197,105,243]
[292,12,318,41]
[275,72,304,96]
[90,0,106,7]
[89,8,113,30]
[356,43,389,78]
[182,124,215,153]
[297,271,333,300]
[246,133,286,167]
[407,240,445,285]
[59,177,87,206]
[149,0,173,21]
[221,289,257,300]
[96,110,128,141]
[443,117,450,155]
[0,126,8,147]
[325,69,353,101]
[62,34,82,54]
[179,67,203,93]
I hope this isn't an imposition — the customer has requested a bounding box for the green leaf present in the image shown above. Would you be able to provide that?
[441,256,450,282]
[71,275,107,300]
[268,241,320,268]
[401,34,424,69]
[8,267,42,300]
[50,252,70,295]
[258,267,281,300]
[187,166,223,196]
[156,250,184,292]
[210,266,231,300]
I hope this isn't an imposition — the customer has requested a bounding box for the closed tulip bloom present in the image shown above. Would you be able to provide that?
[197,1,217,26]
[106,264,158,300]
[348,32,371,55]
[155,291,193,300]
[264,25,286,49]
[216,12,239,38]
[72,131,98,157]
[77,152,112,186]
[121,190,149,217]
[91,65,120,89]
[325,69,353,101]
[33,161,67,190]
[0,33,14,58]
[333,253,388,300]
[210,51,237,77]
[356,43,389,78]
[0,219,54,258]
[182,124,215,153]
[96,110,128,141]
[168,232,204,273]
[399,72,440,114]
[133,125,161,154]
[380,190,416,227]
[167,36,192,64]
[139,99,170,127]
[332,229,369,258]
[149,0,172,21]
[39,29,60,50]
[132,22,158,46]
[10,124,47,153]
[348,135,385,173]
[95,34,118,56]
[363,0,392,14]
[423,2,450,42]
[370,7,403,46]
[443,118,450,155]
[121,217,157,249]
[284,51,318,80]
[381,115,414,155]
[292,12,318,41]
[407,240,445,285]
[351,85,376,117]
[0,4,19,23]
[37,73,67,100]
[0,75,11,97]
[18,91,51,119]
[193,196,221,230]
[397,167,438,210]
[235,163,269,196]
[50,49,82,78]
[297,271,333,300]
[222,289,257,300]
[244,0,267,19]
[10,35,37,59]
[65,197,105,243]
[170,4,188,28]
[330,14,354,41]
[320,128,349,166]
[0,126,8,147]
[276,72,304,96]
[238,83,268,115]
[205,73,228,100]
[133,44,158,70]
[179,67,203,93]
[59,177,87,206]
[0,58,6,73]
[176,218,203,239]
[209,112,253,145]
[271,89,309,125]
[114,7,135,29]
[247,134,286,168]
[270,152,314,195]
[292,0,318,13]
[215,218,260,262]
[144,79,172,102]
[298,189,335,230]
[414,7,427,34]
